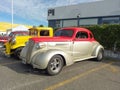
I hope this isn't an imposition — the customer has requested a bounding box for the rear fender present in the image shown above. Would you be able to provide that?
[92,45,104,57]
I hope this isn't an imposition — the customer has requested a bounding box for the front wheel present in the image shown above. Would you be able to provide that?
[14,47,23,59]
[96,49,104,61]
[46,55,64,76]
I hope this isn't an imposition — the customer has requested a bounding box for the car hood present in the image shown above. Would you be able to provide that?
[30,37,73,43]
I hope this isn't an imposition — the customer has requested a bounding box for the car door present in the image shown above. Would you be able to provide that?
[72,31,93,61]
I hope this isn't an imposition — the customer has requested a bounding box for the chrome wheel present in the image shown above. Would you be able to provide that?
[97,49,104,61]
[15,47,23,59]
[46,55,64,76]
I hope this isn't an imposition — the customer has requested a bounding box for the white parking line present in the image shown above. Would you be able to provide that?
[10,79,44,90]
[45,62,114,90]
[0,61,21,66]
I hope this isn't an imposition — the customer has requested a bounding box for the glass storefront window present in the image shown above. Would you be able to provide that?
[79,18,98,25]
[102,17,119,24]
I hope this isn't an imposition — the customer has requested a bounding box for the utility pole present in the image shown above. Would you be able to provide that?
[77,14,80,27]
[11,0,13,31]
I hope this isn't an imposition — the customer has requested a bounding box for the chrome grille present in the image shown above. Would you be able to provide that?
[26,40,34,63]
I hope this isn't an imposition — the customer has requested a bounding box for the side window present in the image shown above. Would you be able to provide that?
[40,30,49,36]
[76,31,88,39]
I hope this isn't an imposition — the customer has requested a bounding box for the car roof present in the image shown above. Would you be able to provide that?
[12,31,28,33]
[28,27,53,31]
[59,27,92,33]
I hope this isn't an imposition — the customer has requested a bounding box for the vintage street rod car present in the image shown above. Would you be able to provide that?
[20,27,104,75]
[4,27,53,59]
[0,31,28,48]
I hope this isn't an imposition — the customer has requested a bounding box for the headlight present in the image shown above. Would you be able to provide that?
[35,43,46,49]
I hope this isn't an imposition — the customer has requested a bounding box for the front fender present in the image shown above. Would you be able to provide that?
[11,36,31,49]
[11,44,25,49]
[31,49,74,69]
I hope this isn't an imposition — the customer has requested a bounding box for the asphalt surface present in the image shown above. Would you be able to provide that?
[0,53,120,90]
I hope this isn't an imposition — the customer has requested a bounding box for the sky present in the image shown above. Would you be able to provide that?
[0,0,101,26]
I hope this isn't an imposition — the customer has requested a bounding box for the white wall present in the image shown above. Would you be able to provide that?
[48,0,120,20]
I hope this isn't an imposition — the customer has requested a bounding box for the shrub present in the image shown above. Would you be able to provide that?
[53,24,120,51]
[84,24,120,51]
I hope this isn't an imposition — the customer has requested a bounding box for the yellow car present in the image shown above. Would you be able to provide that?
[5,27,53,59]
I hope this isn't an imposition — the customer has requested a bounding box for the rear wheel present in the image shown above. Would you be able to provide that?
[46,55,64,76]
[97,49,104,61]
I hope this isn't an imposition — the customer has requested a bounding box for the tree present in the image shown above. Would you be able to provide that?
[39,25,44,27]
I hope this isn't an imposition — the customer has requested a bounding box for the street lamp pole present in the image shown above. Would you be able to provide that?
[11,0,13,31]
[77,14,80,27]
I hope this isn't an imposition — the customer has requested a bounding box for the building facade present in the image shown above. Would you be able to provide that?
[47,0,120,28]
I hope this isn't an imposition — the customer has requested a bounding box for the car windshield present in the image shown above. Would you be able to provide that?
[54,29,74,37]
[9,32,14,37]
[9,32,28,37]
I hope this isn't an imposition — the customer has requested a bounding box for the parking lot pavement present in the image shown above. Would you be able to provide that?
[0,55,120,90]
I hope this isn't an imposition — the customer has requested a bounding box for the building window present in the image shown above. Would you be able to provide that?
[55,20,61,28]
[79,18,98,26]
[102,17,119,24]
[48,9,55,16]
[63,20,77,27]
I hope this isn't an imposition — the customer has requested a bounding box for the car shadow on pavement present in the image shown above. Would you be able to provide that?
[0,56,48,76]
[1,55,120,76]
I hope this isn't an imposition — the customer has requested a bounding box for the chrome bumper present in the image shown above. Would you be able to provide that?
[0,44,5,48]
[0,47,11,57]
[0,45,3,48]
[0,47,5,55]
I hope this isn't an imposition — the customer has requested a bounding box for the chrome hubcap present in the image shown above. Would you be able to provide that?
[50,58,60,72]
